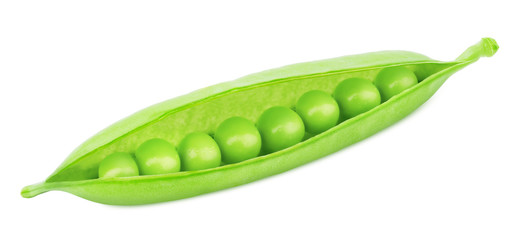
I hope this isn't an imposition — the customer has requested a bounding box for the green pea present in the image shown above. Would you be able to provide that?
[135,138,181,175]
[333,77,381,119]
[178,132,221,171]
[257,106,305,153]
[214,117,261,164]
[374,66,418,102]
[296,90,339,134]
[98,152,139,178]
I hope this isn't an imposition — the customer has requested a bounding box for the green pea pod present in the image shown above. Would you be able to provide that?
[21,38,498,205]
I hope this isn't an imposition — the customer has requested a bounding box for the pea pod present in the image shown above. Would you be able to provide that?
[21,38,498,205]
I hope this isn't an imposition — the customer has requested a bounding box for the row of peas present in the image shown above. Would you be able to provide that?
[98,66,418,178]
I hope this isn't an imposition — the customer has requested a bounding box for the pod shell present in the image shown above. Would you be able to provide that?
[21,38,498,205]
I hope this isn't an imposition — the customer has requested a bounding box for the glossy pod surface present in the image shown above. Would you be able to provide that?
[21,38,498,205]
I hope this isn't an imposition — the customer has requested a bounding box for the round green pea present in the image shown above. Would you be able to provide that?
[135,138,181,175]
[296,90,339,134]
[214,117,261,164]
[257,106,305,153]
[333,77,381,119]
[98,152,139,178]
[374,66,418,102]
[178,132,221,171]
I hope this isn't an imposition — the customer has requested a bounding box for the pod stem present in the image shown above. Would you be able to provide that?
[21,182,50,198]
[456,38,499,62]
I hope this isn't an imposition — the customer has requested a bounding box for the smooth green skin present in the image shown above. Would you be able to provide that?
[21,38,498,205]
[333,78,381,119]
[296,90,339,134]
[98,152,139,178]
[135,138,181,175]
[214,117,261,164]
[257,106,305,153]
[178,132,221,171]
[374,66,418,102]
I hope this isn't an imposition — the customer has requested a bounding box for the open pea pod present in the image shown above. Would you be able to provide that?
[22,38,498,205]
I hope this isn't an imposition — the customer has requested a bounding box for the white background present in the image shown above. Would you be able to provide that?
[1,0,517,239]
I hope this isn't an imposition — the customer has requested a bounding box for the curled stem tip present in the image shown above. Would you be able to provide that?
[481,37,499,57]
[456,37,499,62]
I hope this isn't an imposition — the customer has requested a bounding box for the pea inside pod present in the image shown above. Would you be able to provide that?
[374,66,418,102]
[214,117,261,164]
[21,38,498,205]
[257,106,305,153]
[178,132,221,171]
[296,90,340,134]
[135,138,181,175]
[333,77,381,119]
[98,152,139,178]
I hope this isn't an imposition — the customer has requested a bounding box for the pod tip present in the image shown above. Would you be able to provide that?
[21,182,47,198]
[21,186,32,198]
